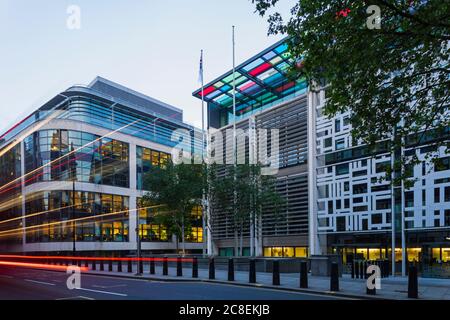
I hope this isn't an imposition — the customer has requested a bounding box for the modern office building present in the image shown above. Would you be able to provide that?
[0,77,203,255]
[193,38,450,274]
[193,39,310,258]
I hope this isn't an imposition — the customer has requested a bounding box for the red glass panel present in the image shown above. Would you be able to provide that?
[248,62,272,77]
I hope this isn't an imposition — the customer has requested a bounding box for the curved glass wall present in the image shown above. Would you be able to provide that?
[58,97,203,156]
[0,144,22,244]
[24,129,129,188]
[25,191,129,243]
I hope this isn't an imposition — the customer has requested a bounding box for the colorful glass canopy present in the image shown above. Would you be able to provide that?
[193,38,307,119]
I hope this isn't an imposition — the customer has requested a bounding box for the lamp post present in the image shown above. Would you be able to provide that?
[70,142,77,256]
[136,205,142,276]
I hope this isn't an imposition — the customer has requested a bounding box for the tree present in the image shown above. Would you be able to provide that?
[209,163,285,257]
[140,159,205,254]
[253,0,450,185]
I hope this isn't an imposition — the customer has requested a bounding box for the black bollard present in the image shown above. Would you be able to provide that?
[228,258,234,281]
[355,261,360,278]
[408,264,418,299]
[138,259,143,274]
[272,260,280,286]
[249,259,256,284]
[330,262,339,292]
[127,259,132,273]
[300,261,308,288]
[351,260,355,279]
[192,257,198,278]
[177,257,183,277]
[108,259,113,272]
[150,259,155,275]
[100,259,104,271]
[117,259,122,272]
[163,257,168,276]
[209,258,215,279]
[92,260,96,271]
[77,259,81,267]
[366,267,376,295]
[364,261,369,279]
[360,261,364,279]
[84,260,88,268]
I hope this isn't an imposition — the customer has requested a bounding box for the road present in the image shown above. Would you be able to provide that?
[0,266,345,300]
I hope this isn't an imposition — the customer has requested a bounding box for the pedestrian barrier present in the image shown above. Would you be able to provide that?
[330,262,339,291]
[300,261,308,288]
[192,257,198,278]
[209,258,215,280]
[228,258,234,281]
[249,259,256,284]
[272,260,280,286]
[177,257,183,277]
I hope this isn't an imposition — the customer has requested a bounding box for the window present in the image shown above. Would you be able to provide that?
[344,198,350,208]
[336,216,345,231]
[336,199,341,210]
[405,191,414,207]
[344,182,350,192]
[324,138,332,148]
[353,183,368,194]
[376,161,391,173]
[445,186,450,202]
[435,157,450,172]
[445,210,450,226]
[335,138,345,150]
[335,119,341,133]
[318,185,329,199]
[376,199,391,210]
[372,214,382,224]
[435,188,440,203]
[422,190,426,206]
[336,163,349,175]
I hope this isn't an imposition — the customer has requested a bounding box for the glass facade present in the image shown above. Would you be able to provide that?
[24,129,129,188]
[25,191,129,243]
[0,144,22,244]
[137,200,203,243]
[136,146,171,190]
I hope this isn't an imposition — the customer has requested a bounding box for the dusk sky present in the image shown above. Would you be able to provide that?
[0,0,294,131]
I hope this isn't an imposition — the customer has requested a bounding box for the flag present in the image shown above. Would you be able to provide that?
[198,50,203,84]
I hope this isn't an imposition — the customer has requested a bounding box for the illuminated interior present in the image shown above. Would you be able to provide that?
[263,246,308,258]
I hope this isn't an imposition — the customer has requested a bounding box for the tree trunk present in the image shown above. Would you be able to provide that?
[239,225,243,257]
[234,228,239,257]
[181,218,186,256]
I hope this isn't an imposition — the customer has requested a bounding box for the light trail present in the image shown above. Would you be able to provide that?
[0,260,89,272]
[0,117,143,194]
[0,205,165,238]
[0,255,194,263]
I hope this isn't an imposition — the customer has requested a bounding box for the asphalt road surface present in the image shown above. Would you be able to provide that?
[0,266,346,300]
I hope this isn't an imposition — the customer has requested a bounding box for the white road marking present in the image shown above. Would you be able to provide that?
[75,287,128,297]
[92,284,127,289]
[25,279,56,286]
[56,296,95,300]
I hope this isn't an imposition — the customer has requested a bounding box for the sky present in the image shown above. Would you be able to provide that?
[0,0,295,131]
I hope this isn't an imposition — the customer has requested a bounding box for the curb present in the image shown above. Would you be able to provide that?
[80,270,387,300]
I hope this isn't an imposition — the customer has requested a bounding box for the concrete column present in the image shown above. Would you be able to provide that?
[128,143,137,247]
[307,87,321,256]
[20,140,26,249]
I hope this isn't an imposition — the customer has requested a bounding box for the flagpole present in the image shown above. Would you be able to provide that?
[232,26,236,167]
[199,49,208,256]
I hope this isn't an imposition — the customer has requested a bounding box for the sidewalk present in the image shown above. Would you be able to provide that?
[76,261,450,300]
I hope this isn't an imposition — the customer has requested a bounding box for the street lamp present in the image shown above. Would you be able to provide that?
[70,142,77,257]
